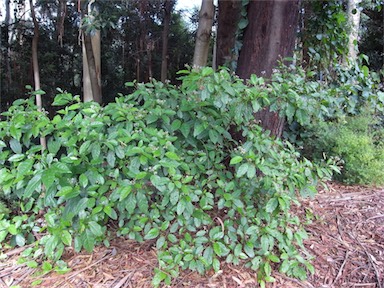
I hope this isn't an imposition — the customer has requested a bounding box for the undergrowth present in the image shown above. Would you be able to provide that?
[0,68,339,287]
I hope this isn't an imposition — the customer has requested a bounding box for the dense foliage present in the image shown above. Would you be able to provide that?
[0,69,339,286]
[306,113,384,185]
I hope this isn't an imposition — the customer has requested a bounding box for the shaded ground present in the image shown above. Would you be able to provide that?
[1,183,383,287]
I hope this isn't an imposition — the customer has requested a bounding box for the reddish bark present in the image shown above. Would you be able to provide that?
[216,0,242,67]
[236,0,299,138]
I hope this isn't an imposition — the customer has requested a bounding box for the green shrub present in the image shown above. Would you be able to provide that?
[306,114,384,185]
[0,68,337,286]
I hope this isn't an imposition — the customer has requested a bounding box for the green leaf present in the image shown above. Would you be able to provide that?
[42,168,56,189]
[17,159,34,177]
[176,199,186,215]
[8,154,25,162]
[230,156,243,165]
[156,236,166,249]
[180,122,192,138]
[193,122,206,137]
[264,262,272,276]
[203,247,213,265]
[165,152,180,160]
[61,230,72,246]
[212,258,220,272]
[24,174,42,198]
[9,139,22,154]
[145,228,160,240]
[83,230,95,252]
[88,221,103,237]
[236,163,248,178]
[104,206,118,220]
[247,164,256,178]
[213,242,221,256]
[208,129,220,144]
[265,198,279,213]
[15,234,26,246]
[152,269,167,286]
[171,119,182,131]
[238,18,248,29]
[79,174,88,188]
[106,151,116,167]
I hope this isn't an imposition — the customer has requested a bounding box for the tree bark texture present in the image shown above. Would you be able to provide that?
[29,0,47,149]
[193,0,215,67]
[345,0,361,64]
[236,0,299,138]
[161,0,172,82]
[82,0,102,103]
[216,0,242,67]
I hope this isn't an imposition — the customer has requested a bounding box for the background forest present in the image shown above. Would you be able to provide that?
[0,0,383,286]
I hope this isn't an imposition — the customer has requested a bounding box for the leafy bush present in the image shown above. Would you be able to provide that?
[305,113,384,185]
[0,68,337,286]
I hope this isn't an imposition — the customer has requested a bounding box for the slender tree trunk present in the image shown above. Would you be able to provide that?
[236,0,299,138]
[345,0,361,65]
[161,0,172,82]
[29,0,47,150]
[193,0,214,67]
[216,0,241,67]
[82,0,102,103]
[5,0,12,96]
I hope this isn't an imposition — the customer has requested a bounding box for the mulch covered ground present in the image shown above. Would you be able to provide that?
[1,183,383,288]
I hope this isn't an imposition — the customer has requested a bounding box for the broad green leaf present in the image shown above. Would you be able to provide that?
[104,206,118,220]
[265,198,279,213]
[42,168,56,190]
[247,164,256,178]
[88,221,103,237]
[17,159,34,177]
[106,151,116,167]
[9,139,22,154]
[193,122,205,137]
[8,154,25,162]
[165,152,180,160]
[24,174,42,198]
[203,247,213,265]
[236,163,248,178]
[145,228,160,240]
[61,231,72,246]
[171,119,182,131]
[230,156,243,165]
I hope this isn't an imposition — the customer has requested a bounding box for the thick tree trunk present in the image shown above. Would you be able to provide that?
[236,0,299,138]
[345,0,361,65]
[216,0,242,67]
[161,0,172,82]
[193,0,214,67]
[29,0,47,149]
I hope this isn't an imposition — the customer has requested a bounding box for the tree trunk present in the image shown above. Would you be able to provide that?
[216,0,242,67]
[29,0,47,150]
[82,0,102,103]
[3,0,12,103]
[161,0,172,82]
[236,0,299,138]
[193,0,214,67]
[345,0,361,65]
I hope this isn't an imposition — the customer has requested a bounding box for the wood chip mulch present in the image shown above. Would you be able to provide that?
[0,183,383,288]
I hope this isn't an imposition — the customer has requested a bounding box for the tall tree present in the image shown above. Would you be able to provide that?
[193,0,214,67]
[236,0,300,138]
[161,0,172,82]
[29,0,47,149]
[345,0,362,64]
[216,0,241,67]
[82,0,102,103]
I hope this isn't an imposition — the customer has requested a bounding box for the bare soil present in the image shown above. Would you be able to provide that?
[1,183,383,288]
